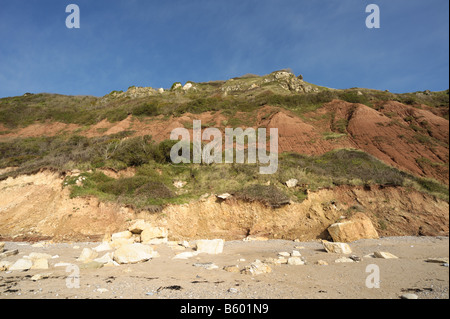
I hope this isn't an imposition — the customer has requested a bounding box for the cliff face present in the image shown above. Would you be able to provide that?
[0,71,448,242]
[1,99,447,183]
[0,170,448,242]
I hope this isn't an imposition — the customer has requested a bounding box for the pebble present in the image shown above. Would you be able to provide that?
[97,288,109,293]
[228,288,239,294]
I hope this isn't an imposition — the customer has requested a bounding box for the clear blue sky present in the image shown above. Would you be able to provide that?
[0,0,448,98]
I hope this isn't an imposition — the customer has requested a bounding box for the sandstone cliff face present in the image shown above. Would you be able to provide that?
[0,170,447,242]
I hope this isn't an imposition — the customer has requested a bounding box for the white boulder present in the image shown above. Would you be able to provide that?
[195,239,224,254]
[322,240,352,254]
[10,258,33,271]
[77,248,99,263]
[113,243,153,264]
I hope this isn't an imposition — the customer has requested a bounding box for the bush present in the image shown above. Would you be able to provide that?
[132,102,159,117]
[234,184,291,208]
[263,91,336,113]
[110,136,154,166]
[134,181,174,199]
[337,91,371,105]
[284,149,406,186]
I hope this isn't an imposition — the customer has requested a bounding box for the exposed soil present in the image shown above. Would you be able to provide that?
[0,170,447,243]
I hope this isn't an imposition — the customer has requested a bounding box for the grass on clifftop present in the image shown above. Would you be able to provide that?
[0,86,448,128]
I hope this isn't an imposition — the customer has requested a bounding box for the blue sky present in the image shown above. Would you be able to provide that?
[0,0,448,98]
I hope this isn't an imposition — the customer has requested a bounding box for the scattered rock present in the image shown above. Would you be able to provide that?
[243,236,269,242]
[241,260,272,276]
[322,240,352,254]
[27,252,52,260]
[278,252,291,257]
[141,227,168,244]
[0,242,4,252]
[193,263,219,270]
[278,257,289,265]
[10,258,33,271]
[113,243,154,264]
[180,240,190,248]
[223,265,240,273]
[0,249,19,259]
[374,251,399,259]
[110,237,136,249]
[291,250,302,257]
[335,257,355,263]
[173,181,187,189]
[128,219,152,234]
[195,239,224,254]
[77,248,99,263]
[401,293,419,300]
[228,288,239,294]
[31,273,51,281]
[172,83,182,90]
[96,288,109,294]
[349,255,362,262]
[425,258,449,264]
[173,252,199,260]
[103,260,120,267]
[287,257,305,266]
[216,193,232,200]
[94,252,115,265]
[0,261,12,271]
[31,258,49,270]
[327,213,379,243]
[111,231,133,241]
[93,242,113,252]
[286,179,298,188]
[264,257,288,265]
[183,83,194,91]
[315,260,329,266]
